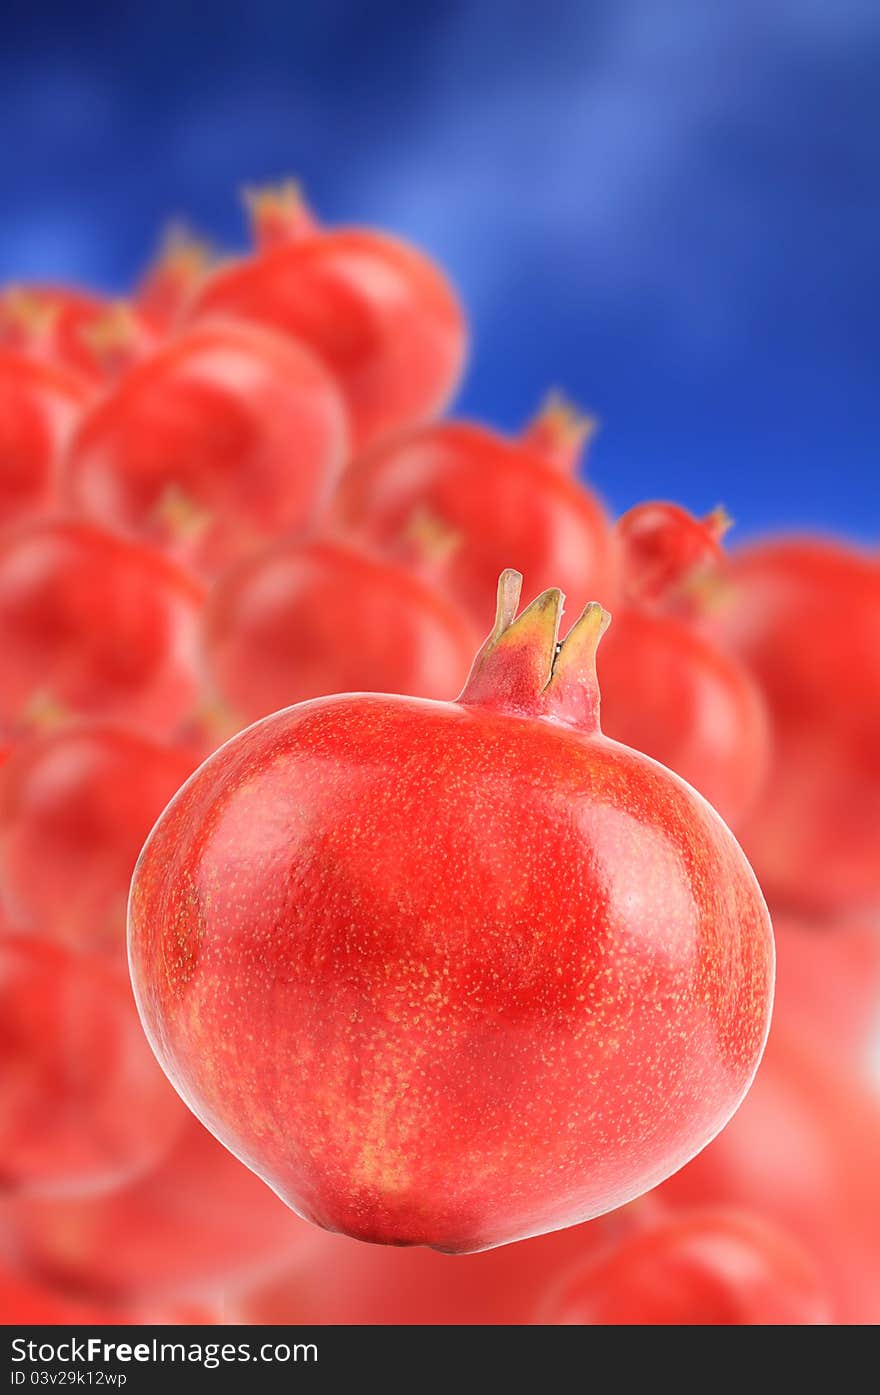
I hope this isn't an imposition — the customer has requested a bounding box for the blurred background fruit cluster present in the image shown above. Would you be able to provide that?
[0,0,877,1326]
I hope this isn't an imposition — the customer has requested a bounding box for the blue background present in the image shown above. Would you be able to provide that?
[2,0,877,540]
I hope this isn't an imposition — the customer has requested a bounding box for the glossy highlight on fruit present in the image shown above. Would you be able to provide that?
[716,537,880,914]
[0,350,91,524]
[540,1207,830,1325]
[130,570,773,1253]
[0,934,183,1197]
[0,520,204,740]
[64,320,349,577]
[0,723,195,960]
[204,536,476,722]
[333,408,615,628]
[188,183,466,450]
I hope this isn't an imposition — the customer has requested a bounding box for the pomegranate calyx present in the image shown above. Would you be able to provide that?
[152,483,214,542]
[0,287,60,346]
[458,568,610,731]
[137,224,215,325]
[520,391,598,474]
[704,504,734,540]
[78,302,146,378]
[397,505,462,569]
[242,179,319,251]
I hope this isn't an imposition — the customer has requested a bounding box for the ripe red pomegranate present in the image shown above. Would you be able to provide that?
[0,723,195,961]
[332,403,615,628]
[716,537,880,915]
[540,1207,830,1325]
[0,350,91,524]
[204,537,476,723]
[659,1028,880,1324]
[188,183,466,450]
[129,570,773,1253]
[6,1116,312,1301]
[0,934,183,1197]
[0,520,204,740]
[63,321,349,578]
[771,911,880,1065]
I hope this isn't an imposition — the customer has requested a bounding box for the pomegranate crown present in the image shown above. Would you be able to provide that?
[459,569,611,732]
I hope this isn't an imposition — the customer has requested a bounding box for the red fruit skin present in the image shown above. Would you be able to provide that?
[716,538,880,915]
[237,1212,625,1325]
[659,1029,880,1324]
[598,609,769,828]
[0,351,91,525]
[204,537,477,723]
[540,1207,830,1325]
[5,1117,312,1302]
[63,322,349,578]
[0,935,183,1197]
[617,501,730,615]
[189,229,466,451]
[771,911,880,1064]
[0,724,195,961]
[333,422,616,627]
[129,579,772,1253]
[0,520,204,740]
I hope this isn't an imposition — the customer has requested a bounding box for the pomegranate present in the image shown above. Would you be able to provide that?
[716,537,880,914]
[63,320,349,578]
[0,934,183,1197]
[540,1207,830,1325]
[6,1116,312,1302]
[0,350,91,525]
[0,723,195,961]
[204,536,476,723]
[188,182,466,450]
[771,911,880,1064]
[0,520,204,740]
[332,404,615,628]
[660,1027,880,1323]
[129,570,772,1253]
[597,503,768,827]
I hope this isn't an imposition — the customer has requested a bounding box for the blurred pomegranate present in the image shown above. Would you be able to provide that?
[717,537,880,915]
[539,1207,830,1325]
[188,183,466,451]
[0,520,204,741]
[598,503,769,827]
[0,934,183,1197]
[204,536,476,722]
[64,321,349,578]
[0,723,195,961]
[659,1027,880,1323]
[0,349,91,524]
[772,911,880,1064]
[6,1116,313,1302]
[333,402,615,628]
